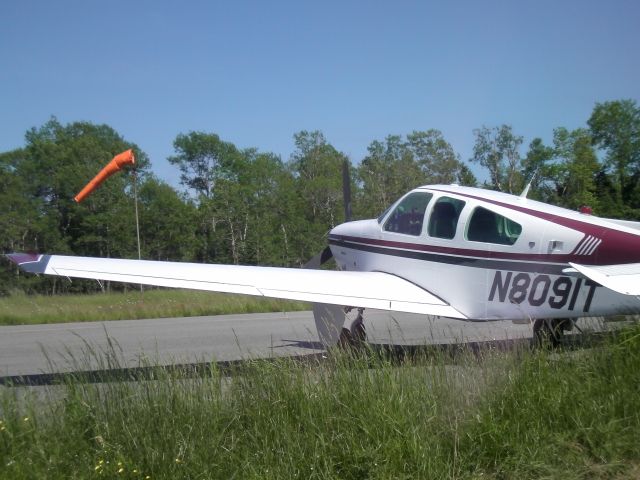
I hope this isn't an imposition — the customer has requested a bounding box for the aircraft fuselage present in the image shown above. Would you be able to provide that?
[329,185,640,321]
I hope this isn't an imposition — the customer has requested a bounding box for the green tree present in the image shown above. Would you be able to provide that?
[358,130,474,218]
[521,138,557,202]
[289,131,348,226]
[471,125,523,193]
[138,177,198,261]
[288,131,349,262]
[169,131,301,265]
[168,132,245,263]
[594,170,621,218]
[456,163,478,187]
[168,132,242,200]
[551,128,601,211]
[1,118,150,293]
[0,149,36,253]
[406,129,474,185]
[0,149,42,294]
[20,119,150,258]
[357,135,425,218]
[588,99,640,208]
[240,151,303,266]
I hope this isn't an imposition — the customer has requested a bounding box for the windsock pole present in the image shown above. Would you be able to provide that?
[132,168,142,293]
[133,168,141,261]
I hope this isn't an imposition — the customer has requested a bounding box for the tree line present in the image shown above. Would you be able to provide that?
[1,99,638,295]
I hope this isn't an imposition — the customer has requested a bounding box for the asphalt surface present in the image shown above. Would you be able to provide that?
[0,311,608,378]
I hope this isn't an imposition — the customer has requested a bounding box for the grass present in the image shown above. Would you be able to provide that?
[1,326,639,479]
[0,289,309,325]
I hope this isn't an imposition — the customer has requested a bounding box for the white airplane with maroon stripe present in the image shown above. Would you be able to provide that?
[8,184,640,346]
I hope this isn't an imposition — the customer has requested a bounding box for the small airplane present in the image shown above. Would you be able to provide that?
[7,183,640,347]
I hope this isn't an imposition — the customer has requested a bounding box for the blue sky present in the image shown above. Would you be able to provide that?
[1,0,638,187]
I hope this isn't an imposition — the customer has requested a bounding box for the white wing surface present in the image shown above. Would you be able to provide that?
[6,254,466,318]
[568,262,640,296]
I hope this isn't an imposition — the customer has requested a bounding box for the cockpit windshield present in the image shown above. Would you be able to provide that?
[377,206,392,224]
[383,192,433,235]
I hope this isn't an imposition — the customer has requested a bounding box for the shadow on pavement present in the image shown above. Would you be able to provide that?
[0,329,614,387]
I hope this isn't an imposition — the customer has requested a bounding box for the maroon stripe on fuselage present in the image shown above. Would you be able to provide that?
[331,234,578,264]
[427,188,640,265]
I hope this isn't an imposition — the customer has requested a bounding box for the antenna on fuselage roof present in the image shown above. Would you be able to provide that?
[519,168,539,199]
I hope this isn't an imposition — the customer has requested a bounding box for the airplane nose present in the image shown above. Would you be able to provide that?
[328,219,380,271]
[329,222,348,237]
[306,222,358,269]
[330,218,378,239]
[330,220,361,237]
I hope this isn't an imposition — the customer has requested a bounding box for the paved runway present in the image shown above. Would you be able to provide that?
[0,311,606,377]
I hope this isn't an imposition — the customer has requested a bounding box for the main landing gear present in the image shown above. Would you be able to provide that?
[532,318,575,347]
[339,307,367,348]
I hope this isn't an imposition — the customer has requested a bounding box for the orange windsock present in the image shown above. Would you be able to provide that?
[74,149,136,203]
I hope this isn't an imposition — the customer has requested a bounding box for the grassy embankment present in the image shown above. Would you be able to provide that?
[1,326,639,479]
[0,289,309,325]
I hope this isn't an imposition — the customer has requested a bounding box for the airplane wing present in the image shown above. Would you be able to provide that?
[567,262,640,296]
[6,253,466,319]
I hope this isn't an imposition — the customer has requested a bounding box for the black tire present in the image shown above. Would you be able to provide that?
[337,319,367,349]
[351,319,366,344]
[338,327,354,348]
[533,318,570,348]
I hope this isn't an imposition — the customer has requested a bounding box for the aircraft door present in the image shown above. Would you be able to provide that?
[427,196,466,240]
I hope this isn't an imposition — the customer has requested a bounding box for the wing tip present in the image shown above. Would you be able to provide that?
[5,253,50,273]
[6,253,40,265]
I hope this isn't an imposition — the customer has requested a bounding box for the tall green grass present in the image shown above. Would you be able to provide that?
[0,289,308,325]
[1,327,639,479]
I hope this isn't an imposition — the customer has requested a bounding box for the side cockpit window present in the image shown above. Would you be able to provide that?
[466,206,522,245]
[427,196,465,239]
[383,192,433,235]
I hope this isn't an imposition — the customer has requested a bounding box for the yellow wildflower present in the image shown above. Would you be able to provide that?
[118,467,124,473]
[23,417,29,422]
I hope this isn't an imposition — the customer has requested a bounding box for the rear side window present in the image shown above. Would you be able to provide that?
[427,196,466,239]
[383,192,433,235]
[466,207,522,245]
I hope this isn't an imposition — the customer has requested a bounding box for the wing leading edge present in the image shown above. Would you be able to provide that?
[568,262,640,296]
[6,254,466,319]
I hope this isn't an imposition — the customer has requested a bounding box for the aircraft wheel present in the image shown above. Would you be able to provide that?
[532,318,571,348]
[338,308,367,348]
[533,319,554,347]
[351,317,366,344]
[338,327,355,348]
